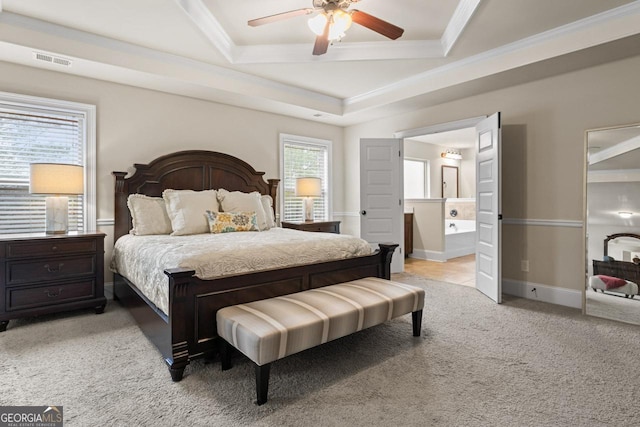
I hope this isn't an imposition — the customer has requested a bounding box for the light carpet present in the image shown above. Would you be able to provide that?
[1,274,639,426]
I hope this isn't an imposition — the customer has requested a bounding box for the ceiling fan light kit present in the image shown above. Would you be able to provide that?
[249,0,404,56]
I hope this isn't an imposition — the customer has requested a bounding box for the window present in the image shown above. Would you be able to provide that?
[404,158,429,199]
[0,92,96,234]
[279,134,331,222]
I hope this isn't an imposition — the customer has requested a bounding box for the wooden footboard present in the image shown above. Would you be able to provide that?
[114,243,397,381]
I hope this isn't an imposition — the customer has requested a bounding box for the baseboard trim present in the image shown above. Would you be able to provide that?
[409,249,447,262]
[503,279,582,309]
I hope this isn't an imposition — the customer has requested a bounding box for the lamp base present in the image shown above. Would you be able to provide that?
[303,197,314,222]
[45,196,69,234]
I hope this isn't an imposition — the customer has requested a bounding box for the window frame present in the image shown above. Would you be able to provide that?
[0,91,97,232]
[404,157,430,199]
[279,134,332,223]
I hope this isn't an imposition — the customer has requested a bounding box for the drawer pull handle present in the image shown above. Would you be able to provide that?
[44,263,64,273]
[51,246,58,251]
[45,289,63,298]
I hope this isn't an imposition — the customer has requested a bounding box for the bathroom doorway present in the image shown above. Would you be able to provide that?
[395,114,502,299]
[402,126,477,287]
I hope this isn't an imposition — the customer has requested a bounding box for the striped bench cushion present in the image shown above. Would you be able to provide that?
[216,277,425,366]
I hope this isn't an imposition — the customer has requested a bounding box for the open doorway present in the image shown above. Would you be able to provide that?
[390,114,501,301]
[401,127,477,287]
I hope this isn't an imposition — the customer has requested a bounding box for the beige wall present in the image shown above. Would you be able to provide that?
[405,200,445,253]
[344,54,640,292]
[0,61,345,281]
[3,52,640,293]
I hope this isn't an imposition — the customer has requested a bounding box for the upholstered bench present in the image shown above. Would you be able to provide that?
[216,277,425,405]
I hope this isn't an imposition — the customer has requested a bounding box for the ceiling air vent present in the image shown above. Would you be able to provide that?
[33,52,72,67]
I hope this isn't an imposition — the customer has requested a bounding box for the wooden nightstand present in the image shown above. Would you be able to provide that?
[0,231,107,332]
[281,220,341,234]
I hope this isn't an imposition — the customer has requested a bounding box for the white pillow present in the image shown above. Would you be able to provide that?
[261,195,276,229]
[217,188,268,230]
[127,194,173,236]
[162,189,219,236]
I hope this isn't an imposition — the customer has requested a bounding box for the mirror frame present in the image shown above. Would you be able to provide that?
[583,121,640,317]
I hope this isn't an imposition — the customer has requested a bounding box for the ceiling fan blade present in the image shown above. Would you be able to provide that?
[312,19,331,56]
[351,10,404,40]
[313,20,331,55]
[248,8,316,27]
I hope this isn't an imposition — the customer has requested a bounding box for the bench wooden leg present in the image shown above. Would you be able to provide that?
[412,310,423,337]
[220,339,232,371]
[255,363,271,405]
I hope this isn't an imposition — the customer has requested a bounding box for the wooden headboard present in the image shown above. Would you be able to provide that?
[593,233,640,284]
[113,150,279,241]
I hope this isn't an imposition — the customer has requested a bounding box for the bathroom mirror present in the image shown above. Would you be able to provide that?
[442,165,458,198]
[585,122,640,325]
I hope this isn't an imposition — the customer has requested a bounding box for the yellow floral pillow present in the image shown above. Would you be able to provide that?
[205,211,258,233]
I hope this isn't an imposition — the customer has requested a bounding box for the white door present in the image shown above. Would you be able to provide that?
[360,138,404,273]
[475,113,502,302]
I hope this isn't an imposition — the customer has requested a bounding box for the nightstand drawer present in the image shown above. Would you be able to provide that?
[307,224,337,233]
[6,280,95,311]
[7,255,96,286]
[6,239,97,258]
[281,221,341,234]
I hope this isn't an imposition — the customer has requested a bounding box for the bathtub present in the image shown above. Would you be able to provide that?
[444,219,476,260]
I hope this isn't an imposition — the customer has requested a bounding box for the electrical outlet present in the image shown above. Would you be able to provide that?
[521,260,529,272]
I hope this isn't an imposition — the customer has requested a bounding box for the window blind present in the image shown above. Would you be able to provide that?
[282,140,329,222]
[0,107,84,234]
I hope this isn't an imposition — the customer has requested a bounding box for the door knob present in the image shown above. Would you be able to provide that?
[361,210,367,215]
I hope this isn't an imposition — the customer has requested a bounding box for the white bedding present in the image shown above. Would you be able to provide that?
[110,227,373,315]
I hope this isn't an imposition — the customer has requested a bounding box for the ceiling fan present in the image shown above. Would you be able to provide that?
[248,0,405,56]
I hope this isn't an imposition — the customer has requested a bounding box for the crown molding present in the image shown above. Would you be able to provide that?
[441,0,481,55]
[0,12,342,114]
[1,2,639,126]
[175,0,480,63]
[343,1,640,113]
[176,0,234,63]
[233,40,444,64]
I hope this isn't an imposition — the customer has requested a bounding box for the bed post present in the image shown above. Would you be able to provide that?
[378,243,399,280]
[267,179,280,221]
[113,171,129,242]
[164,268,196,382]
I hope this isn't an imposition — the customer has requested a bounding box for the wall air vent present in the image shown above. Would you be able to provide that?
[33,52,73,67]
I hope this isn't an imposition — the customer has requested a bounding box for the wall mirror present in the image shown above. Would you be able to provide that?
[585,122,640,325]
[441,165,459,198]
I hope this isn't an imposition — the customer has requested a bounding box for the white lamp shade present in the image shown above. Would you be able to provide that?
[30,163,84,195]
[296,177,322,197]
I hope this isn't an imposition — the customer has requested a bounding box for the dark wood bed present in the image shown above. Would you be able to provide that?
[112,150,397,381]
[592,233,640,286]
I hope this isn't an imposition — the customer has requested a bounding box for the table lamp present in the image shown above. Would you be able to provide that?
[295,177,321,222]
[29,163,84,234]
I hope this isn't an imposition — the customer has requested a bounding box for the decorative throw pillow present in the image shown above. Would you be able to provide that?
[127,194,172,235]
[217,188,269,230]
[162,189,219,236]
[206,211,258,233]
[261,195,276,229]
